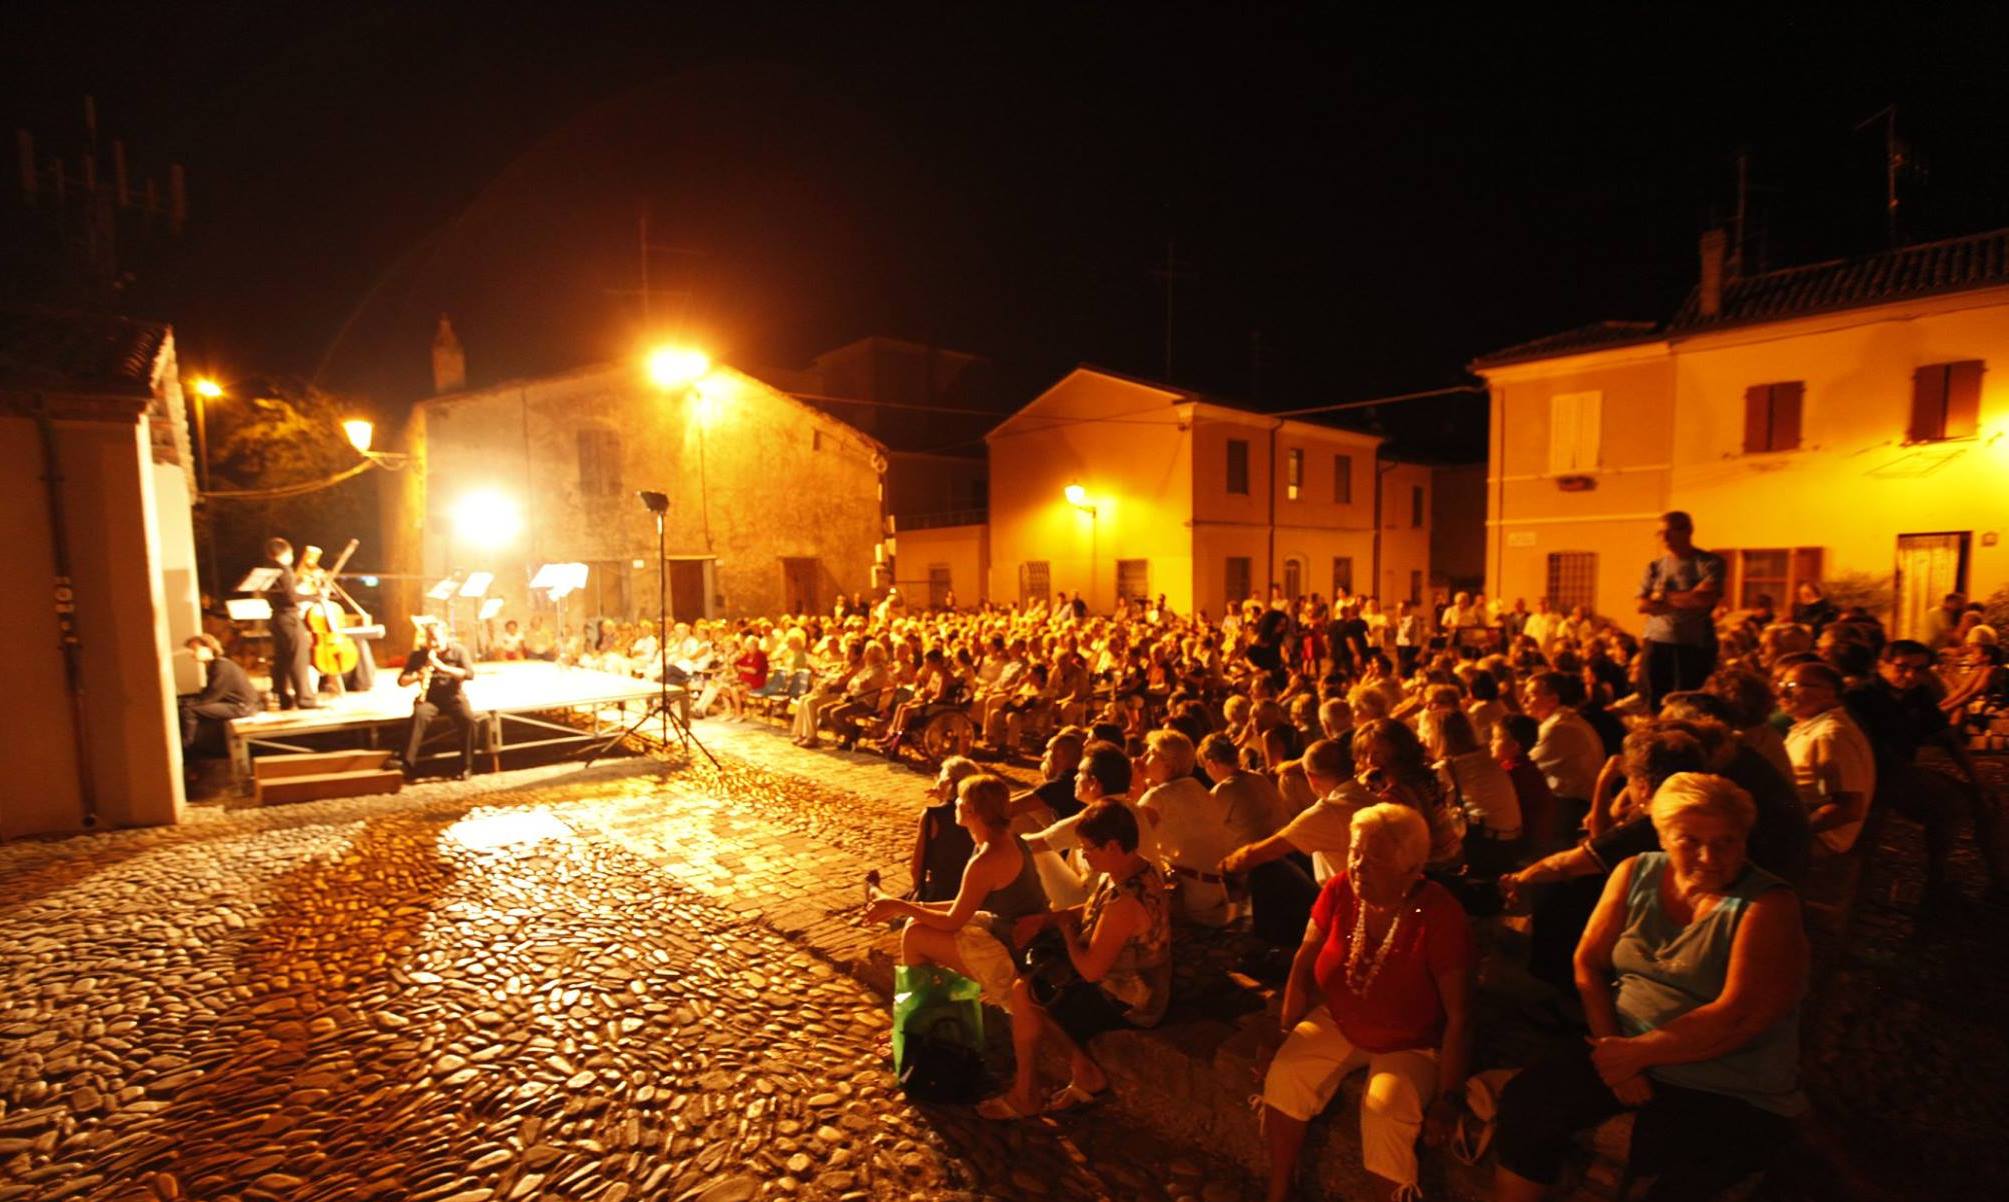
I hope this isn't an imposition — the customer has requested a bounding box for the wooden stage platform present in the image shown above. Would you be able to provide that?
[227,662,671,775]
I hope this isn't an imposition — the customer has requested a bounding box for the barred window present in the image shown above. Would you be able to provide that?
[1116,559,1149,602]
[1225,556,1252,609]
[1020,561,1050,607]
[1545,551,1597,614]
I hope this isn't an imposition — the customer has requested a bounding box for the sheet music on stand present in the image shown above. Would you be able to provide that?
[478,597,505,620]
[235,567,281,594]
[426,575,464,602]
[225,598,273,621]
[459,572,495,599]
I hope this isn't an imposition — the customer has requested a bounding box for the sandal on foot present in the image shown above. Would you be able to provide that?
[1044,1082,1107,1113]
[976,1093,1041,1121]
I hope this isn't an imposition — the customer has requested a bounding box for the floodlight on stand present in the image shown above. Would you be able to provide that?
[478,597,505,621]
[452,489,522,549]
[458,571,494,599]
[637,490,669,514]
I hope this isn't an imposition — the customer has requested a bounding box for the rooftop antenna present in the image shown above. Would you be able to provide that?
[1730,147,1749,277]
[605,204,703,333]
[1150,233,1194,382]
[1854,104,1902,248]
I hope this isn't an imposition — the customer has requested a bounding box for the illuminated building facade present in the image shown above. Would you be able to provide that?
[1474,227,2009,636]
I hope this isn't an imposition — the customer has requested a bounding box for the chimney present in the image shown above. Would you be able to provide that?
[431,314,466,394]
[1697,228,1727,319]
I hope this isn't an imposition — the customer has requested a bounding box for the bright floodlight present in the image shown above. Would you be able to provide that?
[647,346,710,389]
[343,418,375,454]
[192,377,223,399]
[1065,483,1089,507]
[452,489,522,549]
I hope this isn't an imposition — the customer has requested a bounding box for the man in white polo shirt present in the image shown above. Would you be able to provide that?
[1523,671,1604,834]
[1781,661,1875,855]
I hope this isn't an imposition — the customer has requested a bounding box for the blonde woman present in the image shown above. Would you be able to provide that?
[1494,773,1807,1201]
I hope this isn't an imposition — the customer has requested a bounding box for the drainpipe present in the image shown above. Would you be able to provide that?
[1267,417,1284,597]
[38,396,98,827]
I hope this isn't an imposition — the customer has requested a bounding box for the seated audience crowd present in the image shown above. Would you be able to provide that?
[535,551,2003,1200]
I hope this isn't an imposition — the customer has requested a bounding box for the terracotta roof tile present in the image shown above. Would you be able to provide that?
[1670,226,2009,330]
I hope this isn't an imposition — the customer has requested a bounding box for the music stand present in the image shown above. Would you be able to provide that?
[478,597,505,621]
[235,567,281,594]
[582,490,717,769]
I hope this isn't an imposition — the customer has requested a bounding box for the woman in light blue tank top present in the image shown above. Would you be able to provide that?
[1496,772,1809,1200]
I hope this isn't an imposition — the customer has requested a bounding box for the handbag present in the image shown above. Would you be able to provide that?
[1016,927,1082,1008]
[891,965,987,1103]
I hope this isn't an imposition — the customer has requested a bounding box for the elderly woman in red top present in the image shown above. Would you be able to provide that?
[720,633,768,721]
[1259,802,1475,1202]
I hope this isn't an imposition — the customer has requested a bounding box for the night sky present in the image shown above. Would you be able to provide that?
[7,3,2009,459]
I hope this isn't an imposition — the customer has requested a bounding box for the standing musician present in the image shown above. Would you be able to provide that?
[180,634,260,753]
[395,620,478,781]
[262,537,318,710]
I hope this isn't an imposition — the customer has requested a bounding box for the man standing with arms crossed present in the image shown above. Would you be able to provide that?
[1636,511,1725,709]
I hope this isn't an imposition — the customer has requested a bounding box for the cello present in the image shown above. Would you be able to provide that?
[303,541,361,679]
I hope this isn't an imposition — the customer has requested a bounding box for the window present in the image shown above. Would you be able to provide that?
[1909,360,1983,442]
[1332,556,1354,596]
[1547,390,1602,475]
[927,564,952,609]
[813,429,823,451]
[1410,484,1425,528]
[577,427,622,498]
[1408,569,1423,604]
[1286,448,1304,500]
[1226,438,1251,495]
[1282,558,1303,600]
[1116,559,1149,602]
[1225,556,1252,608]
[1742,382,1804,453]
[1020,561,1050,607]
[1334,453,1354,504]
[1718,546,1823,610]
[1545,551,1597,614]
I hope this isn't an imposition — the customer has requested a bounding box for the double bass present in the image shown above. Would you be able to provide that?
[302,541,361,678]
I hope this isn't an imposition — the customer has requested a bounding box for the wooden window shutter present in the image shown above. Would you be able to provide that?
[1772,381,1803,450]
[1577,391,1601,469]
[1548,393,1578,474]
[1743,386,1769,453]
[1909,365,1943,442]
[1945,360,1982,438]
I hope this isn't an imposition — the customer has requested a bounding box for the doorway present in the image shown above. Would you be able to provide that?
[667,559,710,624]
[781,557,822,615]
[1894,532,1968,639]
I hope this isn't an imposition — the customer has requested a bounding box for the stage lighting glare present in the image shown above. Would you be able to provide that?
[452,489,522,549]
[647,347,710,389]
[342,418,375,454]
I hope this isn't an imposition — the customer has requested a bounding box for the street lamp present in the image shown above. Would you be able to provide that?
[188,376,225,495]
[1065,481,1099,612]
[341,417,410,469]
[647,346,710,390]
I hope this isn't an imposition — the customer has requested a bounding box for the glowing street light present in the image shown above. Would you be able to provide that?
[191,377,224,399]
[342,419,375,455]
[1064,482,1091,509]
[647,346,710,390]
[452,489,522,549]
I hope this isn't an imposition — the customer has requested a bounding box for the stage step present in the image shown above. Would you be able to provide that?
[254,750,402,805]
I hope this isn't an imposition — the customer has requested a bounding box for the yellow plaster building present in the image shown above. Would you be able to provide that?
[985,367,1431,617]
[1473,228,2009,638]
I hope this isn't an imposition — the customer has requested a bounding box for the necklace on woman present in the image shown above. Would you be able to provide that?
[1343,895,1405,996]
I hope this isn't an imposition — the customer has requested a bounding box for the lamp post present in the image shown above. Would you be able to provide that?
[190,376,223,495]
[1066,482,1098,612]
[644,345,713,613]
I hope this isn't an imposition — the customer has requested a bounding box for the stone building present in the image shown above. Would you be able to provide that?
[383,324,888,643]
[0,307,200,835]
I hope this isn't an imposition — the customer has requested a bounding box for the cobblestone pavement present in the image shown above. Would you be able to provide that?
[0,735,1252,1202]
[5,719,2006,1201]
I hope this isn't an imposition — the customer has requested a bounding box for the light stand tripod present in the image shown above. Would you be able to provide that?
[583,491,718,769]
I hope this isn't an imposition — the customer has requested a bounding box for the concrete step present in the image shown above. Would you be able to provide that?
[257,768,404,805]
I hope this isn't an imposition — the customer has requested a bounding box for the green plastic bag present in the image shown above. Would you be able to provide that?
[891,963,984,1078]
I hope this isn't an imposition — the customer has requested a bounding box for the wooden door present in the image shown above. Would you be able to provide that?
[781,557,821,616]
[1894,533,1968,639]
[667,560,708,624]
